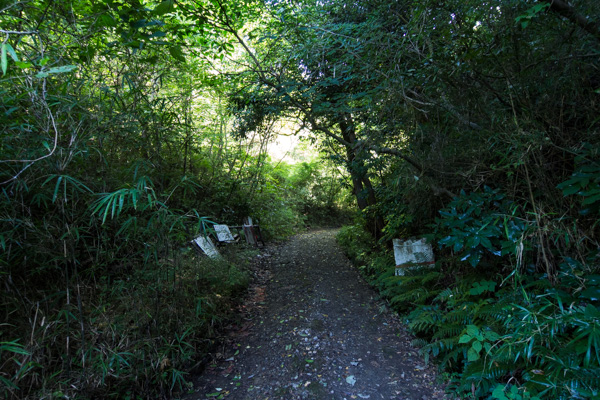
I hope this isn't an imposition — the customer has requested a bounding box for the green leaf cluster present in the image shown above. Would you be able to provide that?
[436,187,526,268]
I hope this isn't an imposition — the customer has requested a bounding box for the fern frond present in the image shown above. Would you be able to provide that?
[481,363,512,380]
[439,347,463,370]
[390,287,429,304]
[422,338,459,358]
[477,301,510,322]
[409,315,438,333]
[432,325,463,340]
[444,307,475,325]
[419,270,443,284]
[412,338,428,348]
[433,287,454,303]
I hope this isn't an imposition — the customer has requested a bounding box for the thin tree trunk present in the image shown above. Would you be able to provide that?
[339,113,384,238]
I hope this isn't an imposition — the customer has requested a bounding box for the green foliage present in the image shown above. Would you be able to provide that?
[336,222,379,267]
[459,324,500,362]
[414,188,600,399]
[557,145,600,216]
[341,179,600,399]
[436,187,526,268]
[492,384,541,400]
[0,340,36,394]
[515,3,551,29]
[387,259,600,399]
[240,0,600,396]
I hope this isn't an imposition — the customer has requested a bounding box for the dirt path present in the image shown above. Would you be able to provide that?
[186,229,446,400]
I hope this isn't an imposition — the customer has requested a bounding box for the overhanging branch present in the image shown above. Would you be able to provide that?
[543,0,600,42]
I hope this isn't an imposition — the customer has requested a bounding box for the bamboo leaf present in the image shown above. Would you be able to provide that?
[52,176,63,203]
[111,194,117,219]
[102,197,110,223]
[1,341,30,355]
[0,375,18,389]
[118,193,125,214]
[1,43,7,75]
[5,43,17,62]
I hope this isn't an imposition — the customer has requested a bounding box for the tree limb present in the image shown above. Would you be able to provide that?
[0,30,38,35]
[543,0,600,42]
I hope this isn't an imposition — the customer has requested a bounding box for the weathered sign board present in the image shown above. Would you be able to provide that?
[193,235,220,259]
[393,238,435,276]
[242,216,264,247]
[213,224,235,243]
[191,217,262,257]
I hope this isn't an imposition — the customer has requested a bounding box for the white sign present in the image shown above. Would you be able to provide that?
[193,235,220,259]
[393,238,435,276]
[214,224,235,242]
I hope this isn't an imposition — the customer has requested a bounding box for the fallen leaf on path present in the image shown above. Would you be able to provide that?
[346,375,357,386]
[221,364,234,375]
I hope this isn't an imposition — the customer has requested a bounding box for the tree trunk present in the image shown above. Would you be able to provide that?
[339,113,384,239]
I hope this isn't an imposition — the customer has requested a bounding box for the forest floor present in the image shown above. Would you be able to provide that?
[184,229,447,400]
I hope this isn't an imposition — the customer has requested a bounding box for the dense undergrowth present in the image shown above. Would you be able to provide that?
[0,2,351,398]
[3,242,253,399]
[0,163,347,399]
[338,176,600,400]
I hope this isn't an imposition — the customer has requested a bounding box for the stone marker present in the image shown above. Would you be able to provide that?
[393,238,435,276]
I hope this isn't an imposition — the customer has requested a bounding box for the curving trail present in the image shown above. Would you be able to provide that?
[186,229,447,400]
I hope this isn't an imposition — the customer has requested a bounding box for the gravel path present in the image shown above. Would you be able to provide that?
[185,229,447,400]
